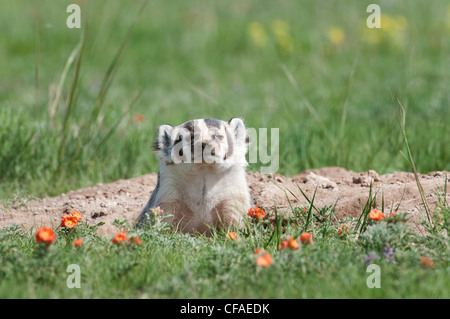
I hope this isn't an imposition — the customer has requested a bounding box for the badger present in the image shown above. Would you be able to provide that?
[136,118,252,235]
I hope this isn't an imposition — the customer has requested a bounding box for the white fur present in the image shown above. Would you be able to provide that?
[137,118,252,234]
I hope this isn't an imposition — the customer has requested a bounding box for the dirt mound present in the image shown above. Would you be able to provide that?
[1,167,448,236]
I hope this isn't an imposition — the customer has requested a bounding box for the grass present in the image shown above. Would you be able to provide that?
[1,189,449,299]
[1,0,449,199]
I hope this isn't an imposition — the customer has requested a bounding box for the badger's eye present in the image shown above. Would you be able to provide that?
[214,134,224,140]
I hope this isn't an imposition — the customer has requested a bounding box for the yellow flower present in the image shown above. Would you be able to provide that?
[361,14,408,46]
[380,14,407,33]
[327,27,345,45]
[247,22,268,48]
[276,36,294,55]
[271,20,294,55]
[270,20,290,38]
[385,15,407,47]
[361,16,381,44]
[393,15,407,31]
[380,14,394,32]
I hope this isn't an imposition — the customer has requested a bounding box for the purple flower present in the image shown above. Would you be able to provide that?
[362,252,379,264]
[383,245,396,264]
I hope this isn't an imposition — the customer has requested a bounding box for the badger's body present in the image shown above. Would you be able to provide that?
[136,118,251,234]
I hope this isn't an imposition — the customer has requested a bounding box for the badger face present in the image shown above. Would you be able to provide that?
[153,118,249,168]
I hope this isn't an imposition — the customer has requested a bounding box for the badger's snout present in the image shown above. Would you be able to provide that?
[198,139,219,158]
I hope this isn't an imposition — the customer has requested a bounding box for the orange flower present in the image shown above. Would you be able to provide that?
[338,224,349,236]
[420,257,435,269]
[288,237,300,250]
[247,206,266,220]
[300,232,313,245]
[112,231,130,244]
[368,209,385,221]
[387,211,407,223]
[278,240,288,249]
[280,237,300,250]
[73,238,83,247]
[256,251,273,267]
[71,210,82,221]
[61,214,78,228]
[133,237,143,245]
[133,113,145,123]
[35,227,56,246]
[254,248,261,255]
[226,232,237,240]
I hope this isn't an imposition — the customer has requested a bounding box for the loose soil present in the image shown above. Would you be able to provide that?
[1,167,448,236]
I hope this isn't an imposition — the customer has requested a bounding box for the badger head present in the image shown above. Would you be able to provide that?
[153,118,249,169]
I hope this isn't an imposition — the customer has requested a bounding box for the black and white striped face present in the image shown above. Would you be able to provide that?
[153,118,249,167]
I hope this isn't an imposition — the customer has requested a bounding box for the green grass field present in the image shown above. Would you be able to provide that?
[0,0,449,299]
[1,0,449,198]
[1,198,449,299]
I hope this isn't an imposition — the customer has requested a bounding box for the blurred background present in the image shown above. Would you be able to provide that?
[0,0,449,199]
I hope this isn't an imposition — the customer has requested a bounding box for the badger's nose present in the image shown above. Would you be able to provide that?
[202,142,215,156]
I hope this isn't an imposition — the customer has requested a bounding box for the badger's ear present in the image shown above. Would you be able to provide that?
[153,124,174,152]
[228,118,247,143]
